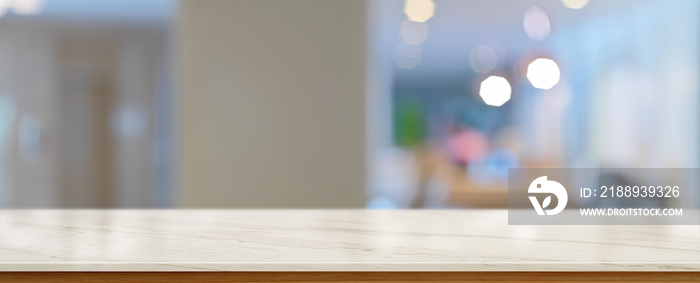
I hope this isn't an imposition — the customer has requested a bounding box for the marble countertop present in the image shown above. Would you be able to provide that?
[0,210,698,271]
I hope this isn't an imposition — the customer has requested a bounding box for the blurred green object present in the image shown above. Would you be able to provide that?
[394,96,425,147]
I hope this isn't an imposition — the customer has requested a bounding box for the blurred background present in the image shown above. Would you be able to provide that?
[0,0,698,209]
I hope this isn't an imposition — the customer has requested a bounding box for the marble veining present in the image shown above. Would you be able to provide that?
[0,210,697,271]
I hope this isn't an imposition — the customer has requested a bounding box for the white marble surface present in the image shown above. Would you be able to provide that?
[0,210,698,271]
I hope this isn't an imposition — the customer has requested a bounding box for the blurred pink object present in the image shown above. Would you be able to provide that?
[448,129,489,164]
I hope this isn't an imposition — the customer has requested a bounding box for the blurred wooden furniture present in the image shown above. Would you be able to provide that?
[426,149,561,208]
[444,162,510,208]
[415,148,511,208]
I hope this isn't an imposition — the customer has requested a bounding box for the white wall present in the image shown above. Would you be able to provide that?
[179,0,367,207]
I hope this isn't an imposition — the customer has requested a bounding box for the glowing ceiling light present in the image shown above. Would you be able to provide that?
[404,0,435,23]
[394,42,422,69]
[394,53,421,69]
[400,20,429,44]
[13,0,43,15]
[561,0,589,9]
[0,0,10,17]
[479,76,511,107]
[395,42,421,58]
[526,58,561,90]
[523,6,550,41]
[469,45,498,74]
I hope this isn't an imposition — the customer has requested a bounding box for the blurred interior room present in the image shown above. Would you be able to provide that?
[0,0,178,208]
[0,0,698,210]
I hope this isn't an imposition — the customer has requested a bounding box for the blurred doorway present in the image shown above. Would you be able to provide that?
[59,32,118,207]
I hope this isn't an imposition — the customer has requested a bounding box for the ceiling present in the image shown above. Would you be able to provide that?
[372,0,659,80]
[8,0,177,26]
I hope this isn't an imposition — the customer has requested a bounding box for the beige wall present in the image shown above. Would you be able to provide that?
[179,0,367,207]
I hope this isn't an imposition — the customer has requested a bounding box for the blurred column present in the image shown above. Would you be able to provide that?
[179,0,367,207]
